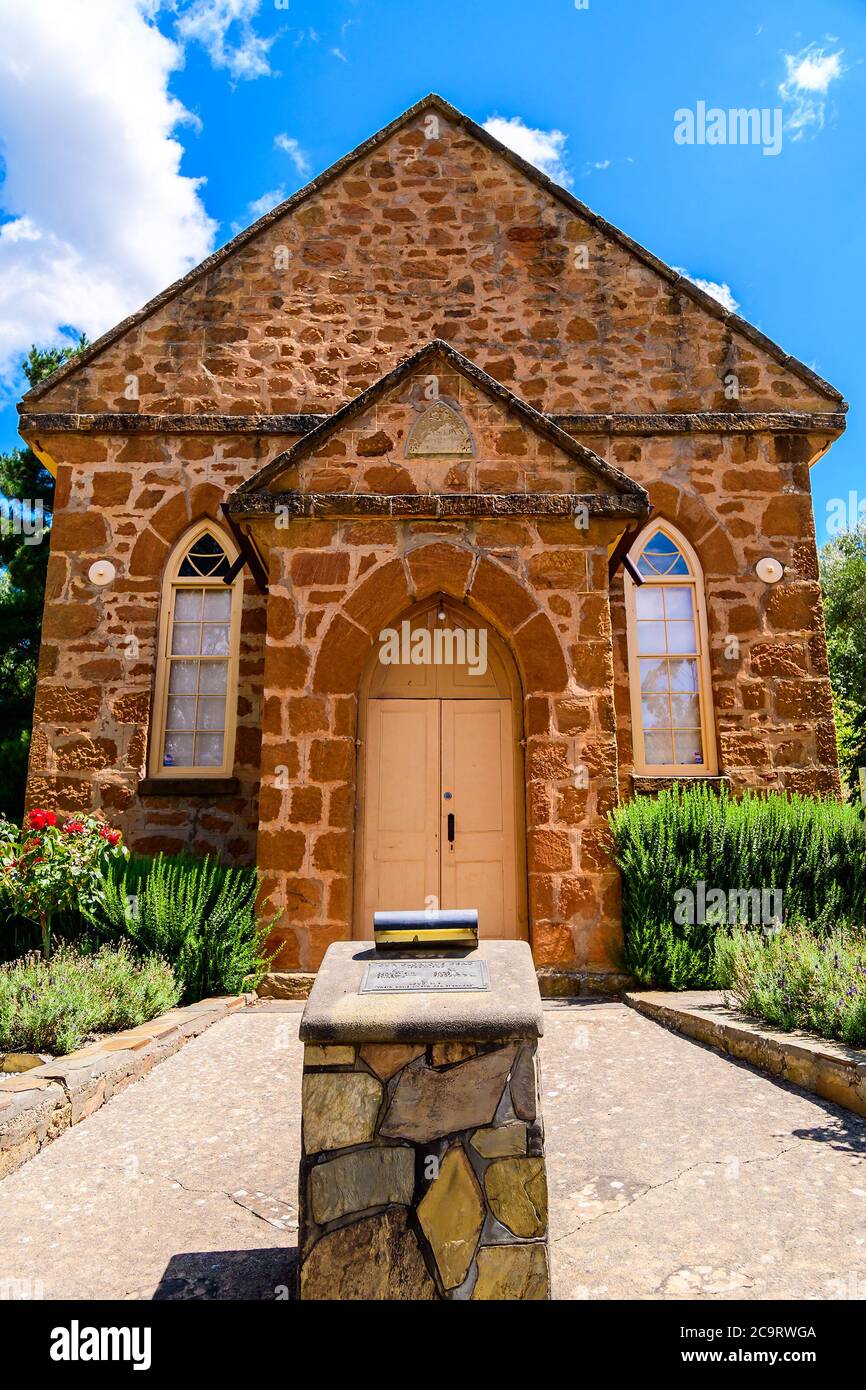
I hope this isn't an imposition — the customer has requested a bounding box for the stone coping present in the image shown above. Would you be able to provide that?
[17,409,848,437]
[224,489,648,521]
[625,990,866,1119]
[0,994,253,1179]
[300,942,544,1045]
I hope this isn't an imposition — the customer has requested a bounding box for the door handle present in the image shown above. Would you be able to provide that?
[447,812,455,845]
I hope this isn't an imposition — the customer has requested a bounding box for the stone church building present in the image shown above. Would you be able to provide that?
[18,95,845,994]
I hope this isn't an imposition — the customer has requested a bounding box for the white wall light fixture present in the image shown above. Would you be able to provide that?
[88,560,116,586]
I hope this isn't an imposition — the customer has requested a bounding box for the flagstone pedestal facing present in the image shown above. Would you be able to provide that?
[297,940,549,1300]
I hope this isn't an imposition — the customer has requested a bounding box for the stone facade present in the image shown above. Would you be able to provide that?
[229,341,645,975]
[17,94,844,986]
[298,1037,549,1300]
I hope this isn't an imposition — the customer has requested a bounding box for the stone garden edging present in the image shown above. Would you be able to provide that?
[0,994,253,1179]
[625,989,866,1120]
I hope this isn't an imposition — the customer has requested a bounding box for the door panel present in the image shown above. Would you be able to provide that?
[440,699,517,938]
[363,700,439,928]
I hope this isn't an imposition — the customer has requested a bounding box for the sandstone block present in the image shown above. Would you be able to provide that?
[418,1144,484,1289]
[302,1072,382,1154]
[471,1243,549,1300]
[470,1122,527,1158]
[484,1157,548,1238]
[359,1043,426,1080]
[379,1045,517,1142]
[309,1145,415,1224]
[300,1208,436,1300]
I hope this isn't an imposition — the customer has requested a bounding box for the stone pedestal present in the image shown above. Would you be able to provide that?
[297,941,549,1300]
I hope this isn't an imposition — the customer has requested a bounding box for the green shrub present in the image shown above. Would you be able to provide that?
[87,851,276,1002]
[0,942,180,1055]
[608,785,866,989]
[716,925,866,1048]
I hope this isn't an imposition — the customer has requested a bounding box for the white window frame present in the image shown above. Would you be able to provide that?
[624,521,718,777]
[148,521,243,780]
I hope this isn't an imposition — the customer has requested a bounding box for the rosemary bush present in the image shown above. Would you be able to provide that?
[88,851,275,1002]
[608,785,866,989]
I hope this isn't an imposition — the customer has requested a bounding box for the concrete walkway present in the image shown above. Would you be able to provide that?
[1,1000,864,1300]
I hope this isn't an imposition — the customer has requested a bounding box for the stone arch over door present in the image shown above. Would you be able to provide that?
[265,535,618,977]
[305,539,578,964]
[353,595,529,941]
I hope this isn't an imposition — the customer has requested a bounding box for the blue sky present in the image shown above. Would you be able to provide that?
[0,0,862,543]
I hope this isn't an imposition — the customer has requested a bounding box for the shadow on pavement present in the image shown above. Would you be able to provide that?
[154,1247,297,1300]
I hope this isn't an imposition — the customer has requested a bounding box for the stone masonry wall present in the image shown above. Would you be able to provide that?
[19,100,843,980]
[298,1038,549,1300]
[254,525,622,976]
[26,110,833,420]
[25,430,295,858]
[596,429,839,795]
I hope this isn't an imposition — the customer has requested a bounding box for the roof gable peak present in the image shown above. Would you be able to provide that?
[232,338,648,503]
[20,93,844,409]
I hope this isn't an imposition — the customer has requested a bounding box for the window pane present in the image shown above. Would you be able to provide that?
[174,589,202,621]
[166,696,196,730]
[194,732,224,766]
[171,624,201,656]
[164,732,193,767]
[664,587,694,620]
[197,698,226,731]
[636,621,667,655]
[644,730,674,765]
[670,693,701,727]
[639,658,668,693]
[666,621,698,655]
[637,531,690,577]
[203,589,232,620]
[201,624,230,656]
[168,660,198,694]
[675,730,705,765]
[198,662,228,695]
[635,586,664,619]
[668,658,699,693]
[641,695,670,730]
[179,533,231,580]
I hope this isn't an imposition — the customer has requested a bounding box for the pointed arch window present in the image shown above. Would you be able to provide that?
[149,523,243,778]
[624,523,717,776]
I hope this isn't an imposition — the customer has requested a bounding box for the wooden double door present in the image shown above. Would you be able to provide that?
[361,697,519,938]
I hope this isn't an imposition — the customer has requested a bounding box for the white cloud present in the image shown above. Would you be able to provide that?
[274,133,310,178]
[483,115,572,187]
[330,47,347,62]
[675,269,739,314]
[779,43,845,138]
[174,0,276,82]
[230,185,285,235]
[0,0,216,397]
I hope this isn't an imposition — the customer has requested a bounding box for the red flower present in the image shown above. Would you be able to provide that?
[26,809,57,830]
[99,826,121,847]
[63,819,86,835]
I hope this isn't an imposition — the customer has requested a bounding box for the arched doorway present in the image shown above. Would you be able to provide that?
[354,596,528,941]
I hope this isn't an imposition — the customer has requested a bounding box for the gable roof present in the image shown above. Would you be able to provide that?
[20,92,844,409]
[229,339,648,504]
